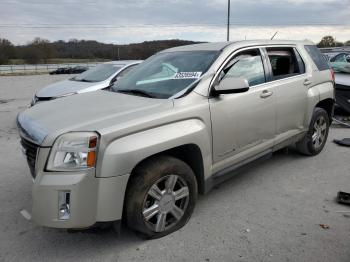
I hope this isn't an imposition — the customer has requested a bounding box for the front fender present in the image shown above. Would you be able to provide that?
[98,119,211,178]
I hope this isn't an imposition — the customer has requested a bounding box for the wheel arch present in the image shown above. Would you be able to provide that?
[315,98,334,121]
[126,144,206,195]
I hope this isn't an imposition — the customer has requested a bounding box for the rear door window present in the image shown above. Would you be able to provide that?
[266,47,305,80]
[304,45,330,71]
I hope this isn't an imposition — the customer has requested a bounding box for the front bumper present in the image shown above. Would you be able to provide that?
[32,168,129,229]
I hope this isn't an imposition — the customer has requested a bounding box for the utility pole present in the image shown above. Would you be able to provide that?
[227,0,231,41]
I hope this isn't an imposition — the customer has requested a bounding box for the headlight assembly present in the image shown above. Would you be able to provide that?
[46,132,98,171]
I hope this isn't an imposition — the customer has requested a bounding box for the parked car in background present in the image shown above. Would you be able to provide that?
[32,60,141,105]
[49,65,89,75]
[334,73,350,113]
[70,65,89,74]
[322,52,339,61]
[319,51,350,113]
[49,67,71,75]
[329,52,350,74]
[18,40,334,239]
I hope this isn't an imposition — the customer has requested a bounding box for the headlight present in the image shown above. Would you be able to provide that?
[46,132,98,171]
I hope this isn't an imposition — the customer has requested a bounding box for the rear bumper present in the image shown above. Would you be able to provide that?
[32,171,129,229]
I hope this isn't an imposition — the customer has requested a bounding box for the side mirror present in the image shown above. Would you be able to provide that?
[213,77,249,95]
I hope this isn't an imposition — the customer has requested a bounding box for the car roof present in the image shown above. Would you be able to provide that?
[104,60,143,66]
[162,40,315,52]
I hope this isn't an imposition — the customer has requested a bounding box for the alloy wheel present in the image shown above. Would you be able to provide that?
[142,175,190,232]
[312,115,327,149]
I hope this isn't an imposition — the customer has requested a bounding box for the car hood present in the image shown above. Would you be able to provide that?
[35,79,107,98]
[17,91,174,146]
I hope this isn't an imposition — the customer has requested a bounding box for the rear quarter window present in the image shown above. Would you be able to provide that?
[304,45,330,71]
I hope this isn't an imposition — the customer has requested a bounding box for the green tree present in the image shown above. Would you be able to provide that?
[0,38,15,64]
[345,40,350,46]
[317,36,337,48]
[24,37,55,64]
[335,41,344,47]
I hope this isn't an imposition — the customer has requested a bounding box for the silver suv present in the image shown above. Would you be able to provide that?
[17,40,334,239]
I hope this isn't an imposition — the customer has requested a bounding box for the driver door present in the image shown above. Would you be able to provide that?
[209,48,276,172]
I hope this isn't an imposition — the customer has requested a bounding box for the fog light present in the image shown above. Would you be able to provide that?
[58,191,70,220]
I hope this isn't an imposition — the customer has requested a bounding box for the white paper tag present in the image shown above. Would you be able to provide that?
[172,72,202,79]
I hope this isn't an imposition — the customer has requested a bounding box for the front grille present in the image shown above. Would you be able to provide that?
[20,138,39,178]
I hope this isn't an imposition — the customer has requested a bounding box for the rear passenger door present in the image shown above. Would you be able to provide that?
[263,47,308,145]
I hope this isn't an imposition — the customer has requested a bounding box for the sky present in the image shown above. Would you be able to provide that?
[0,0,349,45]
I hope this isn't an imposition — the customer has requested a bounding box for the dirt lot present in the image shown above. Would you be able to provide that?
[0,75,350,262]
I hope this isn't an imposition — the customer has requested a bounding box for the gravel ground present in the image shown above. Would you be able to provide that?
[0,75,350,262]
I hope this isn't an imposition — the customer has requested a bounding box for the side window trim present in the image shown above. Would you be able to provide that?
[293,48,306,74]
[260,47,273,82]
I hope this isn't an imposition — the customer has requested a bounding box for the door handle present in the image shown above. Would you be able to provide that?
[260,90,273,98]
[304,79,312,86]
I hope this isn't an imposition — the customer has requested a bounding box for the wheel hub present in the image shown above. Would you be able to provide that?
[312,116,327,149]
[159,194,175,213]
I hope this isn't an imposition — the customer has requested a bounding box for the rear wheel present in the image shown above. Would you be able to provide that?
[125,156,197,239]
[296,107,330,156]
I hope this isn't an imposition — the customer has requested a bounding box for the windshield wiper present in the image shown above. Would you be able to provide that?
[117,89,156,98]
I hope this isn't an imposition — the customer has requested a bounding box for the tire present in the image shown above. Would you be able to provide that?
[124,155,198,239]
[296,107,330,156]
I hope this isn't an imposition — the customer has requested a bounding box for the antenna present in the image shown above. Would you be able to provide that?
[271,31,278,40]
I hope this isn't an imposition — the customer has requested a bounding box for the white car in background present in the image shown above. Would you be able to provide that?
[31,60,142,106]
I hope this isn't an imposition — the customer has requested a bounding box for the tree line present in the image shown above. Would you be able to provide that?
[0,35,349,65]
[0,38,198,64]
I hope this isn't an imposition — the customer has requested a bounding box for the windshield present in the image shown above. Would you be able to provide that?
[73,64,122,82]
[111,51,219,98]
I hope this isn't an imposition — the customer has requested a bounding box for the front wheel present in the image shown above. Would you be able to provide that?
[124,156,198,239]
[296,107,330,156]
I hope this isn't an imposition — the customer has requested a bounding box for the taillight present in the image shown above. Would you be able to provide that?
[330,69,335,84]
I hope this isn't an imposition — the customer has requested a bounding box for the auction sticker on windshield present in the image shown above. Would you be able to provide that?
[173,72,202,79]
